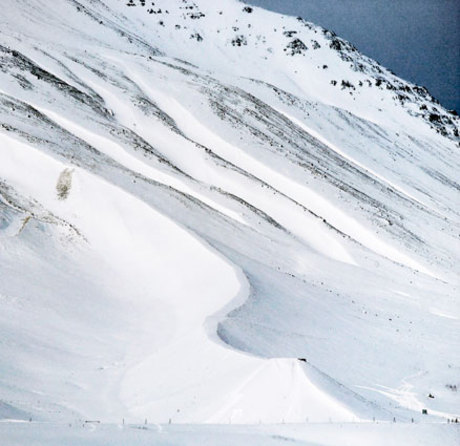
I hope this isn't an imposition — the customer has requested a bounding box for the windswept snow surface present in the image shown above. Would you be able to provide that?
[0,0,459,443]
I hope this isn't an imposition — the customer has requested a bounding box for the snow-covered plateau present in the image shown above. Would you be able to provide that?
[0,0,459,444]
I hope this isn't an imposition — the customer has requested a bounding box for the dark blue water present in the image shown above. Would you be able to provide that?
[244,0,460,112]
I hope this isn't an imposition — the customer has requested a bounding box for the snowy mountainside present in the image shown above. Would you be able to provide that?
[0,0,459,428]
[120,0,459,141]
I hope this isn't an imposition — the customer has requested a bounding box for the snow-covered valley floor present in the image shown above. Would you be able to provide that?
[1,421,459,446]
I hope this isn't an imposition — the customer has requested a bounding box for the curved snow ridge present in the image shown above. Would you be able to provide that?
[30,89,370,422]
[0,131,361,424]
[204,358,357,424]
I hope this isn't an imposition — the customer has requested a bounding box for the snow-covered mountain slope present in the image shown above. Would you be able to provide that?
[0,0,459,430]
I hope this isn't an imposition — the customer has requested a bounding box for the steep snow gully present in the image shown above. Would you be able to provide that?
[0,0,459,433]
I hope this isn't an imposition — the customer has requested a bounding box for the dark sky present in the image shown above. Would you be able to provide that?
[243,0,460,112]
